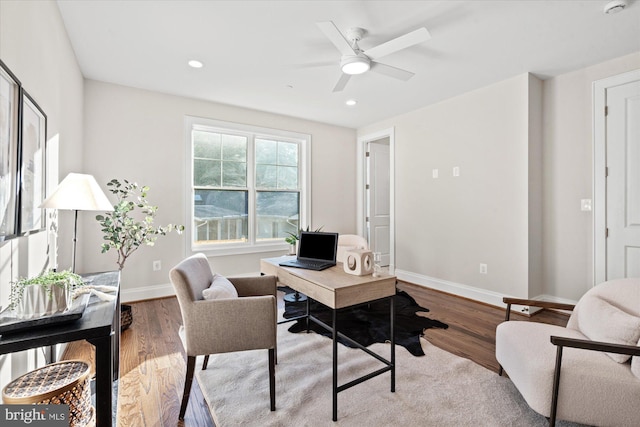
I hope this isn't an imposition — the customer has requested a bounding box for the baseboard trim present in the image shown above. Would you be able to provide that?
[395,269,507,308]
[122,283,175,303]
[395,270,578,315]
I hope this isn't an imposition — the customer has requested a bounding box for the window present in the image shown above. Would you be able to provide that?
[186,116,310,254]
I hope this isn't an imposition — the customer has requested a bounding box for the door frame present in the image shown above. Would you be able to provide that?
[357,127,395,273]
[593,69,640,285]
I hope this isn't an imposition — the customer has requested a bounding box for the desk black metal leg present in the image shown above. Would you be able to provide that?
[89,334,114,427]
[390,295,395,393]
[332,308,338,422]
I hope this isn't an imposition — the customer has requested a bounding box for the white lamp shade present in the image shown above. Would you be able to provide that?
[40,173,114,211]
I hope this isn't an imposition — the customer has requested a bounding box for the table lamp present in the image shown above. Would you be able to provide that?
[39,173,113,272]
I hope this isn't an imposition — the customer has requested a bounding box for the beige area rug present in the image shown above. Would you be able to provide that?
[196,322,583,427]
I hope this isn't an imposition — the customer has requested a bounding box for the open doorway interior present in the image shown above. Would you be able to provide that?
[366,137,391,267]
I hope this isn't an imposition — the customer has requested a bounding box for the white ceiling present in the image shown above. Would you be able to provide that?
[56,0,640,129]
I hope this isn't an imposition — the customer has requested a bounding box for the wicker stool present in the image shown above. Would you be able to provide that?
[2,360,94,427]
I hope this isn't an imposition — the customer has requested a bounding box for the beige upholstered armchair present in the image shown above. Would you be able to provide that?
[496,278,640,426]
[170,253,278,420]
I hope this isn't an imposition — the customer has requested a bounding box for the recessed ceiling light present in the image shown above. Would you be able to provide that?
[188,60,204,68]
[345,99,357,107]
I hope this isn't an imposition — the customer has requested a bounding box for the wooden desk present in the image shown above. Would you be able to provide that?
[0,271,120,427]
[261,257,396,421]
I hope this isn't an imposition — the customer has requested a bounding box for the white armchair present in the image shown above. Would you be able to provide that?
[496,278,640,426]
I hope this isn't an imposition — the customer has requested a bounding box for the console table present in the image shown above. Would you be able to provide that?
[0,271,120,426]
[261,257,396,421]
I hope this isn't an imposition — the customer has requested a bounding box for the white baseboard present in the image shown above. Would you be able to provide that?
[395,269,507,308]
[122,272,578,314]
[122,283,175,303]
[395,269,578,315]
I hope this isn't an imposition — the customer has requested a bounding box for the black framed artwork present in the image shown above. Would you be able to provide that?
[0,59,21,241]
[18,90,46,235]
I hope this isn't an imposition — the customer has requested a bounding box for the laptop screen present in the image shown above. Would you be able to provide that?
[297,231,339,263]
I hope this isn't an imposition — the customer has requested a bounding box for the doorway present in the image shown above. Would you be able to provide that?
[357,128,394,272]
[594,69,640,283]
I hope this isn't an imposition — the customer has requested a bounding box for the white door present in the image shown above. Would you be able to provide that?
[606,79,640,279]
[367,139,390,266]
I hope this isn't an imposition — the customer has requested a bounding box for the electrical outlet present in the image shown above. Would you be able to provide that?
[479,263,488,274]
[153,260,161,271]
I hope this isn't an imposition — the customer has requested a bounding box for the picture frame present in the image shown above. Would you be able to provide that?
[0,59,21,241]
[18,89,46,235]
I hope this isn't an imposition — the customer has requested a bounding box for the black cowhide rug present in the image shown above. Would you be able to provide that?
[280,287,448,356]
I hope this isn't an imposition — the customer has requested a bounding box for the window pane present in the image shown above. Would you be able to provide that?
[278,165,298,189]
[256,191,299,241]
[256,139,277,164]
[194,159,221,186]
[222,134,247,161]
[256,164,277,188]
[222,161,247,187]
[193,189,248,244]
[193,131,221,159]
[277,141,298,166]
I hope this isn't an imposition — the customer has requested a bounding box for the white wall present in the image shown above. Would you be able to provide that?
[359,74,541,305]
[0,0,84,385]
[542,52,640,301]
[360,54,640,305]
[80,80,357,301]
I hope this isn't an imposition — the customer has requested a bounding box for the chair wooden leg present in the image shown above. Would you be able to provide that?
[269,348,276,411]
[202,355,210,370]
[179,355,196,420]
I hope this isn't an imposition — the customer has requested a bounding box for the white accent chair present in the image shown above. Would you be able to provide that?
[496,277,640,426]
[336,234,369,263]
[170,253,278,420]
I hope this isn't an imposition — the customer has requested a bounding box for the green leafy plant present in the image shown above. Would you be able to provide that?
[96,179,184,271]
[284,225,324,245]
[9,270,84,311]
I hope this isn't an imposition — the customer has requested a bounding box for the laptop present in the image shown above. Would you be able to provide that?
[279,231,339,271]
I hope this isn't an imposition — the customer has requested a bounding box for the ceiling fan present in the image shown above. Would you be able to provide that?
[316,21,431,92]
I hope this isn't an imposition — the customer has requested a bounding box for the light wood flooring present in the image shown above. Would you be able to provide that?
[63,281,569,426]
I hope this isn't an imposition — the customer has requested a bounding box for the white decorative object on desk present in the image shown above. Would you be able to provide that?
[343,249,374,276]
[372,252,382,277]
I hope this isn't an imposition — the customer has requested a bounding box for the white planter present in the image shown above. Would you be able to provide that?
[16,284,72,319]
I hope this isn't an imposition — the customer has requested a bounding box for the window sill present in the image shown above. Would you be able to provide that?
[190,242,291,257]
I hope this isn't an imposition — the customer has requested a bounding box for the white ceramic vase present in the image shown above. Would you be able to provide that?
[17,284,72,319]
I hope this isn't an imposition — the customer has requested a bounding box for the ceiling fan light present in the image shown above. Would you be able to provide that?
[341,55,370,75]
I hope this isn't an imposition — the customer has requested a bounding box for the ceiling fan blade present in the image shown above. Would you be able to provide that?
[370,62,415,81]
[317,21,356,56]
[365,27,431,60]
[333,73,351,92]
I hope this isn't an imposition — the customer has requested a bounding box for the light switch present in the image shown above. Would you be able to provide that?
[453,166,460,177]
[432,169,439,179]
[581,199,592,211]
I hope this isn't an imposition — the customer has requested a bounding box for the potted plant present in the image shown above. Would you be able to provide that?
[284,226,324,255]
[96,179,184,271]
[9,270,84,319]
[96,179,183,330]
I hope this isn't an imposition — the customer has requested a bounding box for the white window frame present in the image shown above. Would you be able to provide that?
[184,115,311,256]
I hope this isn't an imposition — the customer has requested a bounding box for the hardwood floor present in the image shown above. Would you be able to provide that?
[63,281,569,426]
